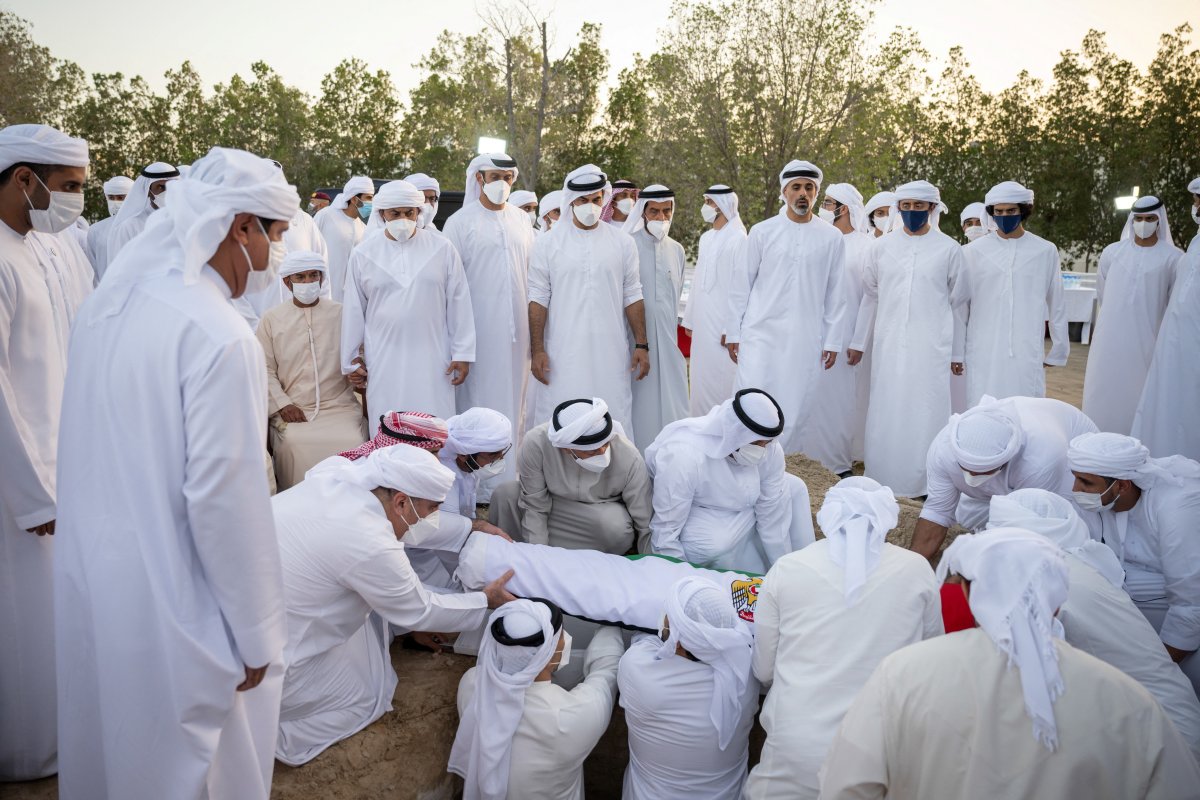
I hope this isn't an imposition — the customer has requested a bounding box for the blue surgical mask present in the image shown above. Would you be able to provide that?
[358,201,373,221]
[900,208,929,233]
[993,214,1021,234]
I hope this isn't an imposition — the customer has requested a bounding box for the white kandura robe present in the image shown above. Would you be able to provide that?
[629,228,689,451]
[920,397,1097,532]
[851,229,967,497]
[818,629,1200,800]
[456,626,624,800]
[619,634,758,800]
[1056,553,1200,761]
[1083,238,1181,434]
[726,212,846,452]
[314,206,366,302]
[341,228,475,421]
[106,205,154,263]
[443,202,534,498]
[745,541,942,800]
[272,476,489,765]
[256,299,366,491]
[646,436,814,573]
[1134,233,1200,460]
[55,265,287,800]
[801,230,873,474]
[0,224,92,780]
[957,230,1069,407]
[683,223,745,416]
[85,214,119,282]
[526,221,643,437]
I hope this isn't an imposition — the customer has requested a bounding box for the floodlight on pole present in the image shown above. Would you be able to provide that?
[1114,186,1140,211]
[477,136,507,155]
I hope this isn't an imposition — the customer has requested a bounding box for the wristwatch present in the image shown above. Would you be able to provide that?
[634,342,650,352]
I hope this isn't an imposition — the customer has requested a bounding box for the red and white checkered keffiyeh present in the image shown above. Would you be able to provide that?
[338,410,449,460]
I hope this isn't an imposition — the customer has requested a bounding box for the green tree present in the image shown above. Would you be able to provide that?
[0,11,84,128]
[313,58,406,187]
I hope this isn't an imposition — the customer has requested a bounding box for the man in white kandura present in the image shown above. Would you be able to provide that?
[911,394,1097,559]
[444,154,534,497]
[1134,177,1200,461]
[645,389,815,573]
[619,576,758,800]
[55,148,295,800]
[526,164,648,436]
[725,160,845,452]
[404,172,444,234]
[105,160,179,261]
[491,397,653,554]
[847,180,967,498]
[821,530,1200,799]
[341,179,475,420]
[314,174,372,301]
[682,184,745,416]
[1083,194,1182,434]
[987,489,1200,760]
[1068,431,1200,693]
[439,406,514,521]
[272,444,516,765]
[0,123,91,782]
[960,201,989,242]
[85,174,132,280]
[745,477,942,800]
[511,189,539,226]
[623,183,688,450]
[257,249,366,490]
[956,181,1068,407]
[863,190,896,238]
[536,189,563,234]
[451,599,625,800]
[802,183,874,477]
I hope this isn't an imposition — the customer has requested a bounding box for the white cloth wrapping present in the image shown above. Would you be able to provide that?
[278,249,325,277]
[1133,229,1200,460]
[54,148,296,800]
[105,161,179,260]
[988,489,1123,587]
[863,191,897,234]
[546,397,616,448]
[824,183,870,234]
[101,174,133,197]
[439,407,513,516]
[682,186,745,415]
[1083,206,1182,433]
[949,394,1025,472]
[537,190,563,231]
[935,530,1070,750]
[985,180,1035,206]
[0,123,88,172]
[815,477,899,605]
[449,600,558,800]
[957,227,1069,405]
[527,165,642,437]
[725,203,847,452]
[463,153,518,207]
[340,225,475,420]
[331,175,374,210]
[308,444,454,499]
[656,577,754,750]
[510,189,537,209]
[960,201,987,227]
[1067,431,1200,490]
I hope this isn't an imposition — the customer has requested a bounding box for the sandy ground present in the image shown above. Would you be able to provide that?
[8,346,1090,800]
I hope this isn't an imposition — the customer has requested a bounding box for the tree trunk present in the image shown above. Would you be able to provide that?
[528,21,550,192]
[504,37,517,161]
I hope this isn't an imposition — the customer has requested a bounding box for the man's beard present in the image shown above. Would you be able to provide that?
[791,199,809,216]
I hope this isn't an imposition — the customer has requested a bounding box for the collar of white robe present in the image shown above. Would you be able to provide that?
[987,489,1125,589]
[448,599,561,800]
[936,529,1069,751]
[816,477,899,606]
[949,395,1024,473]
[1068,431,1200,490]
[548,398,615,448]
[655,576,754,750]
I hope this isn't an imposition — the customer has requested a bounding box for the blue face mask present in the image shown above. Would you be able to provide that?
[993,214,1022,234]
[357,201,373,222]
[900,208,929,233]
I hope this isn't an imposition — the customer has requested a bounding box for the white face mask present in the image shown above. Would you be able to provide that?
[25,174,85,234]
[527,209,538,227]
[645,219,670,240]
[386,217,416,240]
[615,197,634,215]
[1073,483,1120,514]
[107,199,124,217]
[474,458,505,479]
[419,203,436,228]
[964,225,987,241]
[291,280,322,304]
[701,204,718,224]
[731,444,767,467]
[554,630,573,672]
[817,207,836,223]
[482,179,511,205]
[399,499,441,547]
[243,219,278,295]
[1132,218,1159,240]
[268,239,286,271]
[1192,206,1200,225]
[962,469,996,488]
[573,449,610,473]
[572,202,601,227]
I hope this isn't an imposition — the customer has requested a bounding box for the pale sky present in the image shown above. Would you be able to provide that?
[8,0,1198,101]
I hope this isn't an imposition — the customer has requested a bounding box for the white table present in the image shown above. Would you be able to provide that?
[1060,285,1097,344]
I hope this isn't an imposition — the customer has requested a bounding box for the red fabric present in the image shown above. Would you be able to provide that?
[338,410,448,460]
[677,325,692,358]
[940,582,976,633]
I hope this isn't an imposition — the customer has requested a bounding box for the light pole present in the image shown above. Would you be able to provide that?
[477,136,507,155]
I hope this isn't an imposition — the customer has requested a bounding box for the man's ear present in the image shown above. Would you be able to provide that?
[230,212,254,246]
[282,275,293,290]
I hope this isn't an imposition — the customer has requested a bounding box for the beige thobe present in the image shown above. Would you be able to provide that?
[256,299,366,490]
[491,423,653,554]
